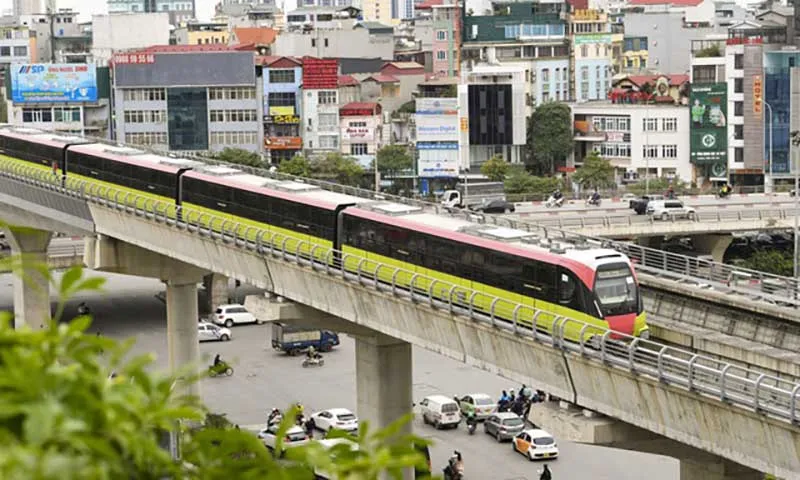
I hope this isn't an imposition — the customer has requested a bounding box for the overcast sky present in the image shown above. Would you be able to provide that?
[0,0,221,21]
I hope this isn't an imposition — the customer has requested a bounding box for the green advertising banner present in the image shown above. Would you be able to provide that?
[690,83,727,165]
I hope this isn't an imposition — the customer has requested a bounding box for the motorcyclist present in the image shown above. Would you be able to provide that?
[552,189,563,201]
[520,384,533,400]
[590,190,601,204]
[295,402,305,424]
[666,186,676,199]
[213,354,222,367]
[540,464,552,480]
[465,411,477,429]
[77,302,90,315]
[719,183,731,197]
[498,390,510,412]
[267,408,281,425]
[306,345,320,361]
[444,451,464,479]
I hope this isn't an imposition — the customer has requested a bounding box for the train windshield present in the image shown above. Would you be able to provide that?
[594,264,638,317]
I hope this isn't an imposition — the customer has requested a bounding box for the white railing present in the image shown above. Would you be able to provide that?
[521,208,792,229]
[0,162,799,426]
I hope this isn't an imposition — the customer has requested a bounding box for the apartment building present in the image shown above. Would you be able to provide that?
[261,55,303,161]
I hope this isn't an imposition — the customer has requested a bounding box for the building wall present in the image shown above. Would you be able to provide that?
[360,74,424,113]
[339,113,381,162]
[535,59,569,104]
[431,4,461,77]
[107,0,195,24]
[574,58,611,101]
[361,0,392,23]
[273,29,394,60]
[13,0,41,16]
[91,13,171,65]
[0,26,32,67]
[302,90,340,153]
[264,64,303,159]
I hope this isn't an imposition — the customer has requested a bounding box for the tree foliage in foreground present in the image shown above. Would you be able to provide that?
[480,155,510,182]
[740,249,794,277]
[0,264,432,479]
[214,148,266,168]
[572,151,615,190]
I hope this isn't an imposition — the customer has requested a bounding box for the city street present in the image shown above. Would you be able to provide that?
[0,271,679,480]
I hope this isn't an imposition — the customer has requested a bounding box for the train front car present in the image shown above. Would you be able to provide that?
[572,249,648,339]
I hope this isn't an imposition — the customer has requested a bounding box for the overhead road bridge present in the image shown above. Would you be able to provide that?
[0,161,799,479]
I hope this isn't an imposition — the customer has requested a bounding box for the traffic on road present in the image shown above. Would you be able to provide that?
[3,271,679,480]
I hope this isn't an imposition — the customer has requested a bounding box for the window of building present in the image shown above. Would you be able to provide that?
[318,135,338,149]
[580,66,589,80]
[269,69,295,83]
[734,101,743,116]
[123,110,167,123]
[54,107,80,122]
[436,50,447,60]
[661,145,677,158]
[209,109,258,122]
[598,142,631,158]
[318,91,337,105]
[0,46,10,56]
[126,132,168,146]
[268,91,296,107]
[542,91,550,102]
[730,77,742,94]
[436,30,447,40]
[580,82,589,99]
[734,124,743,139]
[661,118,677,131]
[21,108,52,123]
[542,68,549,83]
[318,113,338,130]
[734,147,743,163]
[642,145,659,158]
[642,117,658,131]
[122,88,166,101]
[580,45,588,57]
[12,46,26,56]
[350,143,368,155]
[208,87,256,100]
[734,54,743,69]
[349,121,366,127]
[209,131,258,145]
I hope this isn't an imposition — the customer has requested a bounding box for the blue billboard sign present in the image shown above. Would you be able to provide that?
[11,64,98,103]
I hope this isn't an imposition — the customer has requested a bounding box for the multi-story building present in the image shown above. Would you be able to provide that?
[6,63,111,137]
[338,74,361,104]
[261,55,303,161]
[284,6,360,30]
[229,27,277,55]
[107,0,195,25]
[339,102,382,166]
[173,22,229,45]
[458,63,531,166]
[570,9,612,102]
[214,0,282,29]
[689,36,727,185]
[112,46,260,153]
[301,57,340,154]
[91,13,171,65]
[429,0,461,78]
[361,61,426,113]
[762,48,800,190]
[18,9,89,64]
[0,23,34,70]
[275,15,394,60]
[572,99,691,183]
[362,0,392,23]
[13,0,41,17]
[461,1,570,106]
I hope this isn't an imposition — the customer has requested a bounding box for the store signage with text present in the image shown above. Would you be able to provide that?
[264,114,300,124]
[342,127,374,140]
[264,136,302,150]
[112,53,155,65]
[753,75,763,116]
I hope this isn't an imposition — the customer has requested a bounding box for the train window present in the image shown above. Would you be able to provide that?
[558,269,585,311]
[521,262,557,302]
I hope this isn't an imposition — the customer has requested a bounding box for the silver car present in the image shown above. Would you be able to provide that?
[483,412,525,442]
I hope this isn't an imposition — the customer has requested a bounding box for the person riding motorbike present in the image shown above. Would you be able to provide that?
[267,408,282,425]
[77,302,90,315]
[213,354,222,367]
[443,451,464,480]
[295,402,305,424]
[465,411,477,433]
[719,183,732,198]
[589,190,601,205]
[540,464,552,480]
[665,186,676,199]
[498,390,511,412]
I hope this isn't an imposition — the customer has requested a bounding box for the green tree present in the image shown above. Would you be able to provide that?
[278,155,311,177]
[503,165,561,199]
[528,102,573,175]
[375,145,413,178]
[214,148,265,168]
[627,176,688,196]
[0,264,431,480]
[573,151,616,189]
[311,152,364,186]
[480,155,510,181]
[740,250,794,277]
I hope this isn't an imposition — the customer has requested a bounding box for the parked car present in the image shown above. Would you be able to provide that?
[257,424,310,452]
[471,199,516,214]
[631,194,665,214]
[457,393,496,420]
[311,408,359,433]
[198,321,231,342]
[484,412,525,441]
[211,304,258,328]
[512,428,559,461]
[646,200,696,221]
[419,395,461,429]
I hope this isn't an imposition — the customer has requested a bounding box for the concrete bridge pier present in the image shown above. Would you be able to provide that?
[4,227,52,329]
[85,235,208,398]
[690,234,734,263]
[202,273,230,314]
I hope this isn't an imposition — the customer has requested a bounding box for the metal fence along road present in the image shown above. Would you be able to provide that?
[0,163,799,427]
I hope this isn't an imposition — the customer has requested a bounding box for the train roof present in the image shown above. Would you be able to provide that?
[69,143,187,174]
[0,127,90,148]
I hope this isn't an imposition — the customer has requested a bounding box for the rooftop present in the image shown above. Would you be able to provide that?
[340,102,380,111]
[338,74,360,86]
[126,44,237,54]
[364,73,399,83]
[383,61,424,70]
[232,27,277,45]
[629,0,703,5]
[256,55,302,66]
[624,74,690,86]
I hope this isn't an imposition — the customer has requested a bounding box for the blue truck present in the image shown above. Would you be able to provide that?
[271,322,340,355]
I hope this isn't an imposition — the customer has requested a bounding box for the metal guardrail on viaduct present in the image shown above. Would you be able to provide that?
[1,162,800,429]
[0,165,800,476]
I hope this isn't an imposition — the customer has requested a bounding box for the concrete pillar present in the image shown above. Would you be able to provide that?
[691,234,734,263]
[166,278,201,399]
[203,273,230,314]
[680,457,762,480]
[5,228,52,330]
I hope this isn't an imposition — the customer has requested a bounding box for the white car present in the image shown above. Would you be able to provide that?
[198,322,231,342]
[512,428,559,461]
[646,200,696,221]
[311,408,359,433]
[257,424,310,451]
[211,304,258,327]
[457,393,497,420]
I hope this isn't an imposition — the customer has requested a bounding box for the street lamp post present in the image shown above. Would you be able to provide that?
[791,131,800,294]
[764,101,774,193]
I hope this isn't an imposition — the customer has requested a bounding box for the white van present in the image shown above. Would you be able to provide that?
[419,395,461,429]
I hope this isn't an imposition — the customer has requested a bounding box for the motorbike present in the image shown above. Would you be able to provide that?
[77,303,91,316]
[467,420,477,435]
[443,454,464,480]
[302,354,324,368]
[209,362,234,377]
[585,197,602,207]
[544,196,564,208]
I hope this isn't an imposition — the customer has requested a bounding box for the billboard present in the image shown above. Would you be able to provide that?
[418,143,459,178]
[342,126,374,141]
[115,52,255,88]
[11,64,97,103]
[690,83,727,165]
[416,98,459,143]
